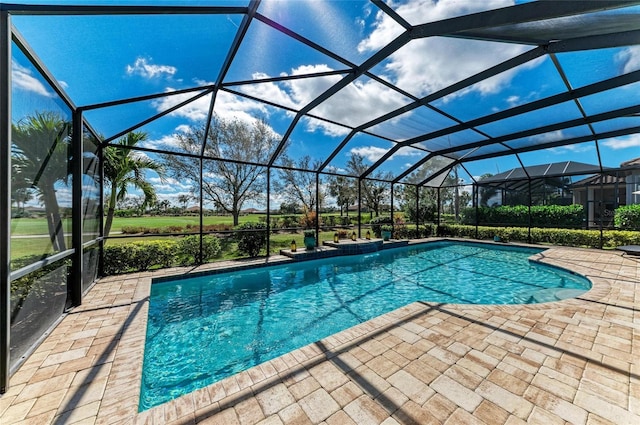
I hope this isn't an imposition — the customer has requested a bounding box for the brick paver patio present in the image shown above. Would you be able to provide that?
[1,241,639,424]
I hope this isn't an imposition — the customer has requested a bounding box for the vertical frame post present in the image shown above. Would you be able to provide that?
[474,185,479,239]
[199,158,204,264]
[599,175,604,249]
[528,179,532,243]
[390,183,394,223]
[1,8,12,393]
[315,172,320,247]
[415,185,419,235]
[266,167,271,255]
[71,110,83,306]
[98,145,104,277]
[357,179,362,237]
[437,188,441,227]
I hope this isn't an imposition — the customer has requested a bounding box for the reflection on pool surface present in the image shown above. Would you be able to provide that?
[140,241,590,410]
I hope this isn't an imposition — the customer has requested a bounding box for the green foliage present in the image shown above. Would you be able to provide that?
[235,222,268,257]
[435,224,640,248]
[177,235,222,265]
[279,215,299,231]
[614,204,640,230]
[461,204,584,227]
[404,201,436,224]
[120,223,232,234]
[103,240,177,274]
[370,216,393,237]
[303,229,316,238]
[279,201,299,214]
[324,215,336,227]
[392,224,434,239]
[102,236,223,274]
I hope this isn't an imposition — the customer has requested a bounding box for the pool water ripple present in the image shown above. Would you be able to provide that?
[140,241,590,410]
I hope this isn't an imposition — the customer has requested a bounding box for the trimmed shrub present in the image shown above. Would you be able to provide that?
[280,215,298,231]
[369,216,393,237]
[103,240,178,274]
[461,204,584,227]
[434,224,640,248]
[177,235,222,265]
[339,216,351,226]
[614,204,640,230]
[102,236,224,274]
[235,222,268,257]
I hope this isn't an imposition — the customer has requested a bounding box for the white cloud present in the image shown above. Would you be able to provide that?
[395,146,423,158]
[126,57,177,79]
[602,134,640,150]
[529,130,565,144]
[350,144,423,162]
[358,0,536,99]
[548,144,594,154]
[239,64,409,136]
[175,124,192,134]
[151,87,269,126]
[308,76,409,132]
[616,46,640,74]
[12,62,55,98]
[325,165,347,173]
[151,89,211,122]
[242,72,300,109]
[148,177,192,192]
[142,134,183,150]
[506,95,520,107]
[350,146,389,162]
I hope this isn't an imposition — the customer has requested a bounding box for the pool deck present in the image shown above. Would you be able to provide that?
[1,240,639,424]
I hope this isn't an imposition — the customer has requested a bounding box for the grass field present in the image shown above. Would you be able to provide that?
[104,230,338,258]
[9,214,352,260]
[10,215,267,236]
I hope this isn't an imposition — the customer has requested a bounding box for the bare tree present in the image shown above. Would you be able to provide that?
[346,153,392,217]
[275,155,324,212]
[327,174,356,216]
[164,116,277,226]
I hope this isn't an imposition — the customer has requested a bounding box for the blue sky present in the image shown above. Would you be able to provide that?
[9,0,640,207]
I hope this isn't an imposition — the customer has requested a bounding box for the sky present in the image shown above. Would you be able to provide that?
[9,0,640,209]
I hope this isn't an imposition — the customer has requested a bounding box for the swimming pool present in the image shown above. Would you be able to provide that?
[139,241,590,410]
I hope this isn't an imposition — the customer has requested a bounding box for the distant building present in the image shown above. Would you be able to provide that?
[570,157,640,227]
[475,159,640,228]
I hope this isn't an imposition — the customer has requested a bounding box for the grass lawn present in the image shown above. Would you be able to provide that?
[10,215,267,236]
[9,214,353,261]
[105,230,339,259]
[9,212,358,236]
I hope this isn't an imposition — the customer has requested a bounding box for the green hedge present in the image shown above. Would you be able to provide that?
[235,222,267,257]
[103,235,221,275]
[614,204,640,230]
[461,204,584,227]
[369,216,393,237]
[436,224,640,248]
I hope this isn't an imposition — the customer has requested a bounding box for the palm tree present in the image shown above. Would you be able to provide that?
[177,194,191,212]
[103,131,165,237]
[12,112,71,252]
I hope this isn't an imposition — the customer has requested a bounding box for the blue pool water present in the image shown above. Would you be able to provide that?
[139,241,590,410]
